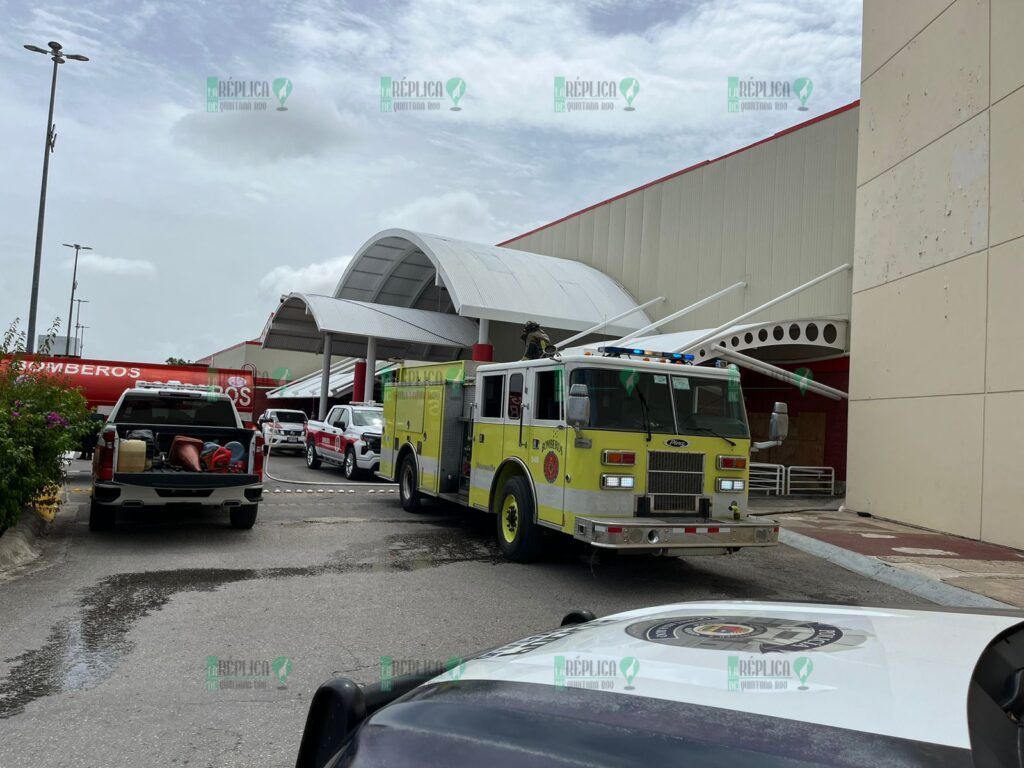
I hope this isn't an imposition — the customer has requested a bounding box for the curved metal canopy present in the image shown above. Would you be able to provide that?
[333,229,652,335]
[263,293,478,360]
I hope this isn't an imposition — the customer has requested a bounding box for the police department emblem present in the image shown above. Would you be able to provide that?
[626,615,868,654]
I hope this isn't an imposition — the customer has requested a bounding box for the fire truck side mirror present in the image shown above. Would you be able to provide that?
[566,384,590,428]
[769,402,789,443]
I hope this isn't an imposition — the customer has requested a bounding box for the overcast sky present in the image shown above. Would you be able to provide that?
[0,0,861,363]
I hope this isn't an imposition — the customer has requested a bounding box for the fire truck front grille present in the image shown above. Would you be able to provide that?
[647,451,704,512]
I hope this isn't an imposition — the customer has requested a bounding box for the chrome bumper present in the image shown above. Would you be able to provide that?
[573,516,779,550]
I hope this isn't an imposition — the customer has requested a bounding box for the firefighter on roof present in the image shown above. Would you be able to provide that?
[521,321,553,360]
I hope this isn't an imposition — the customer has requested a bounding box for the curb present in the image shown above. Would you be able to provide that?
[779,528,1013,609]
[0,509,51,575]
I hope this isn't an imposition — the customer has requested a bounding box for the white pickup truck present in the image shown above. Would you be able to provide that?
[89,384,265,531]
[304,403,384,479]
[257,407,308,453]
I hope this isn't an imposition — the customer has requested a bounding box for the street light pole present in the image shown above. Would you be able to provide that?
[62,243,91,355]
[23,40,89,354]
[78,325,89,357]
[73,297,89,357]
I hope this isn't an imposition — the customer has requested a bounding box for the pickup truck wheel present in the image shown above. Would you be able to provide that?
[398,456,421,512]
[230,504,258,529]
[344,447,360,480]
[495,475,544,563]
[89,500,116,531]
[306,442,322,469]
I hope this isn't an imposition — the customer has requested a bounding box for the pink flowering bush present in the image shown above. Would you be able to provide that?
[1,321,91,533]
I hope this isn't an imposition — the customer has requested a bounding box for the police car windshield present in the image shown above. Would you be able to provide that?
[570,368,748,438]
[334,680,960,768]
[273,411,306,423]
[352,410,384,428]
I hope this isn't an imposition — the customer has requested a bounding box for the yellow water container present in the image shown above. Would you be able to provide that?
[117,439,148,473]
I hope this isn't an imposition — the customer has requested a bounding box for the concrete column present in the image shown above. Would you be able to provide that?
[472,318,493,362]
[318,333,333,420]
[364,337,377,404]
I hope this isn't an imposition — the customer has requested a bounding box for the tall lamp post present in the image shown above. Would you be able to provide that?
[23,40,89,354]
[73,297,89,357]
[62,243,91,355]
[78,325,90,357]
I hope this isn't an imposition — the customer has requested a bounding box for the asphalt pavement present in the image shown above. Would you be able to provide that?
[0,456,929,767]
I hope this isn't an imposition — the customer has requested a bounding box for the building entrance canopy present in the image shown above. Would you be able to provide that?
[263,293,478,361]
[261,229,655,415]
[332,229,652,335]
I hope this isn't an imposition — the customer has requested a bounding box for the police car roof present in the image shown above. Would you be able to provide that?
[423,601,1022,751]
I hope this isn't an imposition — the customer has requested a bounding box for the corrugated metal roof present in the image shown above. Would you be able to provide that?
[335,229,652,334]
[262,294,479,360]
[266,358,397,400]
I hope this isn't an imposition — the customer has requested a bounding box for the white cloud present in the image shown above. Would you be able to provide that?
[379,191,504,242]
[258,256,352,299]
[69,253,157,277]
[268,0,860,138]
[171,96,366,165]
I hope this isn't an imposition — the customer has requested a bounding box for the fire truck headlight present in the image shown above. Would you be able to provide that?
[716,478,745,492]
[601,474,634,489]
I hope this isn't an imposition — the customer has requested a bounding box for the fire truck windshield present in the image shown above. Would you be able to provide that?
[569,367,749,438]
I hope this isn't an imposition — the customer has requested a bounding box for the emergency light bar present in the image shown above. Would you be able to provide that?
[598,346,696,363]
[134,381,221,394]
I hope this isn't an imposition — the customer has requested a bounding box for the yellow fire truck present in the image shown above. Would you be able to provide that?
[379,346,789,562]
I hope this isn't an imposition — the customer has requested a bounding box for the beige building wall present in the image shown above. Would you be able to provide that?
[501,106,859,335]
[198,342,323,383]
[848,0,1024,546]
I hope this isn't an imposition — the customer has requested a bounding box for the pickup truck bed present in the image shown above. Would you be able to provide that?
[90,389,265,532]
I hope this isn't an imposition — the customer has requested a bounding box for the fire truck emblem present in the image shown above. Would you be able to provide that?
[543,451,559,483]
[626,615,868,654]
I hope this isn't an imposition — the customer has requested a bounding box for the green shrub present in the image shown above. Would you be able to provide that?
[0,321,92,534]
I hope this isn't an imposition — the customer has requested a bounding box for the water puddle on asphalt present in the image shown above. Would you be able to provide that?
[0,530,500,718]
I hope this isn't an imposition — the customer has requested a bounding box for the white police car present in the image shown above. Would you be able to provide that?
[296,601,1024,767]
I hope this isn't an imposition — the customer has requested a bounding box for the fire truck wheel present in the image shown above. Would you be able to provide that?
[344,447,360,480]
[306,441,322,469]
[88,500,116,532]
[398,455,421,512]
[496,475,544,562]
[230,504,258,529]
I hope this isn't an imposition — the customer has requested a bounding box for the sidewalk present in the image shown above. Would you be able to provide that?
[749,496,1024,609]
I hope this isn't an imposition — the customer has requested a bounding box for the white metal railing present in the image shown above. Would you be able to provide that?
[785,466,835,496]
[749,463,785,495]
